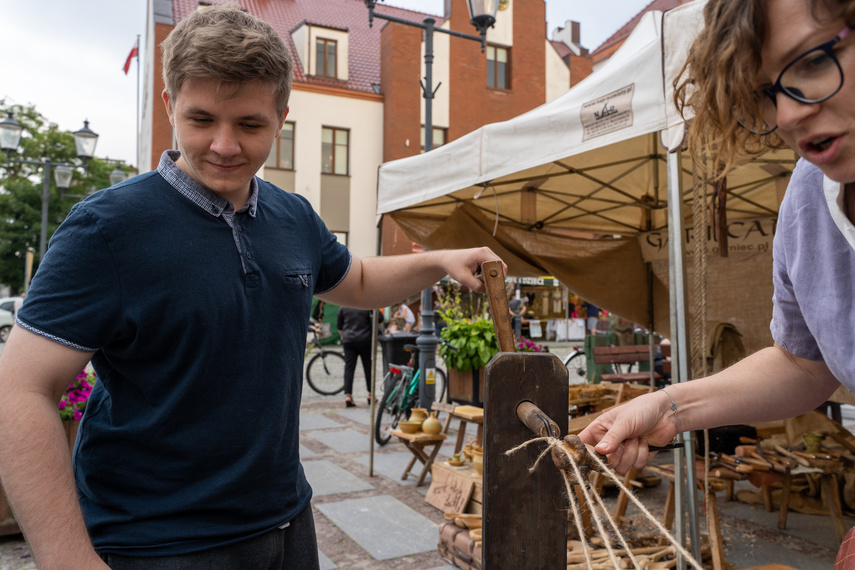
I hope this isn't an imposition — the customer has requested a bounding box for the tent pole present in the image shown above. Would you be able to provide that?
[368,217,384,477]
[666,148,702,567]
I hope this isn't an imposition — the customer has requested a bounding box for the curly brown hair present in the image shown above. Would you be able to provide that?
[674,0,855,178]
[161,2,293,115]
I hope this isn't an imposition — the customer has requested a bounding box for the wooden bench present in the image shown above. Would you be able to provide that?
[593,344,667,384]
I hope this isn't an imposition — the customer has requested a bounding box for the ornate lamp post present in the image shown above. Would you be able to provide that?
[365,0,499,409]
[0,112,99,264]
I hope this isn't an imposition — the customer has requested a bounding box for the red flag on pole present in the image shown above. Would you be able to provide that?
[123,39,139,75]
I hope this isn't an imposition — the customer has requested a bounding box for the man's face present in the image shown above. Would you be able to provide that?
[163,77,287,208]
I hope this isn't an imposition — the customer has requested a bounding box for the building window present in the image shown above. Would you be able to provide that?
[321,127,349,175]
[420,126,447,153]
[486,45,510,89]
[265,122,295,170]
[332,231,348,246]
[316,38,337,78]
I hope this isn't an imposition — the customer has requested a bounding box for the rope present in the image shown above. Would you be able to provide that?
[505,437,705,570]
[691,158,713,530]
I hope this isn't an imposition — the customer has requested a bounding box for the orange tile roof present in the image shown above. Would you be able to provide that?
[171,0,441,94]
[590,0,683,56]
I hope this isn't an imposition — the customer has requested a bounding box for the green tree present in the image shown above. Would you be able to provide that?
[0,102,132,292]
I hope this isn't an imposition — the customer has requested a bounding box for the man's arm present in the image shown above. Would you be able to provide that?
[318,247,506,309]
[579,344,840,473]
[0,327,107,569]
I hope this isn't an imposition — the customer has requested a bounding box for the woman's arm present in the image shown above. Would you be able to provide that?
[579,344,840,473]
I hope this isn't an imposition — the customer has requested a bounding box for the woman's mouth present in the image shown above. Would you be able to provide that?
[808,135,835,152]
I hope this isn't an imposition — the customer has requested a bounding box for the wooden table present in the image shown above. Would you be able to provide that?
[390,429,447,487]
[446,405,484,454]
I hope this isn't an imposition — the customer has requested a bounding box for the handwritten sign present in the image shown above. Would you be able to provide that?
[581,84,635,141]
[425,465,475,514]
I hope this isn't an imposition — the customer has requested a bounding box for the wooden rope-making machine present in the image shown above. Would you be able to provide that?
[477,260,705,570]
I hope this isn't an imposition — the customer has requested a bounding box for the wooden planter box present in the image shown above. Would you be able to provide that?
[447,368,484,406]
[0,419,79,536]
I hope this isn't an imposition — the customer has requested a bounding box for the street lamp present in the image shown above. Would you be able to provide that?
[0,112,99,266]
[365,0,499,410]
[109,166,128,186]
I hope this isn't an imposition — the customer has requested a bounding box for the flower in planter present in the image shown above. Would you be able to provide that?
[59,369,96,421]
[515,336,548,353]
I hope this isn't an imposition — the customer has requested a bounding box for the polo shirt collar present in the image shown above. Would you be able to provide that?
[157,150,258,217]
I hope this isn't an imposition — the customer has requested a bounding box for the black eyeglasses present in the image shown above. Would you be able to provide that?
[740,27,852,135]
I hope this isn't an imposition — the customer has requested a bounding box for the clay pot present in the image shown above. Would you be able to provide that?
[471,448,483,476]
[409,407,428,425]
[397,420,422,434]
[448,453,465,467]
[462,439,481,461]
[422,411,442,435]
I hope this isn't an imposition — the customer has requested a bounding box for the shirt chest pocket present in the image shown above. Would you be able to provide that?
[281,267,313,299]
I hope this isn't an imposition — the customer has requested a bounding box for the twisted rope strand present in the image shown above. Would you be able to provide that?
[506,436,704,570]
[565,447,625,569]
[585,449,704,570]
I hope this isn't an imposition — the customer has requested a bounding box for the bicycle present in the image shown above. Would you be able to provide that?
[304,322,347,395]
[374,343,448,446]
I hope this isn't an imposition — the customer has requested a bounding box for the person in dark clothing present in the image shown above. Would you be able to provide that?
[337,307,374,407]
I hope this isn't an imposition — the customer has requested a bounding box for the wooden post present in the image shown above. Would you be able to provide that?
[483,352,568,569]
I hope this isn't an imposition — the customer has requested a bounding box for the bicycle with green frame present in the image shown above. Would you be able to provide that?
[374,343,448,446]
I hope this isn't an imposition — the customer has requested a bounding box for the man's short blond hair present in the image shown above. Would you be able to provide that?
[161,2,293,115]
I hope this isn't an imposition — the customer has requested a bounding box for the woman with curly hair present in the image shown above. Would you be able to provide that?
[581,0,855,474]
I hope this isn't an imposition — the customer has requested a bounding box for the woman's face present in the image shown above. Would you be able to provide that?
[760,0,855,182]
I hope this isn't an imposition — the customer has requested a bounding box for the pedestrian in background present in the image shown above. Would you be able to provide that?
[337,307,374,407]
[508,296,527,337]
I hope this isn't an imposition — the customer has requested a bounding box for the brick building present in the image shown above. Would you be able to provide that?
[140,0,592,259]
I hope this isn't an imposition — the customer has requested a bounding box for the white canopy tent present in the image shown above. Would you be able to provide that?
[374,1,797,557]
[376,1,795,354]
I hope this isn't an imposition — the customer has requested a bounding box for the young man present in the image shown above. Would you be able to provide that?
[0,5,504,569]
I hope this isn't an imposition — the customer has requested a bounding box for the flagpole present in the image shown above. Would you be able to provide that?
[135,34,140,173]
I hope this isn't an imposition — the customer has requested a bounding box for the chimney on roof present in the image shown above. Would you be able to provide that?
[552,20,588,56]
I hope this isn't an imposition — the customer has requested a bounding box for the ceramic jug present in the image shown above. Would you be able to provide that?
[409,407,428,426]
[422,411,441,435]
[471,448,483,476]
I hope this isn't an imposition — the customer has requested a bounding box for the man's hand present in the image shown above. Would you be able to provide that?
[441,247,507,294]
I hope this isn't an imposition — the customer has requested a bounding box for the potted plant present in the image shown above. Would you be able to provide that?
[436,284,498,405]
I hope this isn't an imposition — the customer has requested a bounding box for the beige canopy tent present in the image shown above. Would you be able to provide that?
[376,1,797,354]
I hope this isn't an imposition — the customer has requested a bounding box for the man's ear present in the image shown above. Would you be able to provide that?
[162,90,174,126]
[278,106,290,134]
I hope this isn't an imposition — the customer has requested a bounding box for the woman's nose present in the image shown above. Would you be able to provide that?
[774,93,821,131]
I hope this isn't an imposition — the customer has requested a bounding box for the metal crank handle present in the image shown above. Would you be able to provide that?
[648,442,685,451]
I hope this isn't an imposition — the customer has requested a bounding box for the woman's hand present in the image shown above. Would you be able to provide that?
[578,391,677,474]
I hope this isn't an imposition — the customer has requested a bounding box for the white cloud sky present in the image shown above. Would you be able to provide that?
[0,0,652,168]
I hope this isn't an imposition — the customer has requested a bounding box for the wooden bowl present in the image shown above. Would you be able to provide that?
[397,420,421,434]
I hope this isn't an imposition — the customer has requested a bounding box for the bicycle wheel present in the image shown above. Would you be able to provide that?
[306,351,346,395]
[565,351,588,384]
[433,368,448,403]
[375,375,407,446]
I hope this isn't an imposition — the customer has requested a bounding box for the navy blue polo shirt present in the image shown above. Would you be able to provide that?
[18,151,351,555]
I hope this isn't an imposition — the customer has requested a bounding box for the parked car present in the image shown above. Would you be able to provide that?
[0,297,16,315]
[0,308,12,342]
